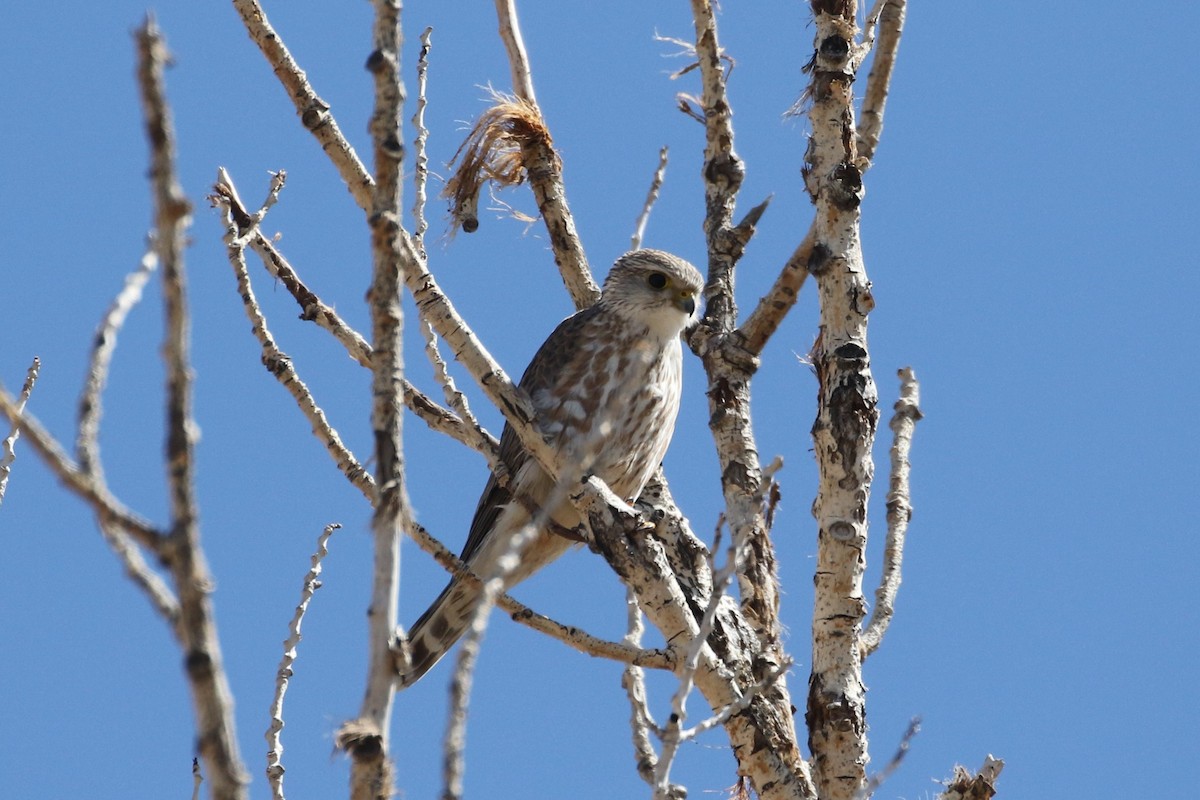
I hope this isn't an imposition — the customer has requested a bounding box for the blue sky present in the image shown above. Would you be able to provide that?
[2,2,1197,799]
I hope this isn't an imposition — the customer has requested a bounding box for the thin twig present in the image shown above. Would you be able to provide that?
[99,519,181,623]
[420,320,490,457]
[77,250,157,476]
[0,386,162,545]
[77,255,178,621]
[412,27,433,257]
[631,146,669,251]
[490,0,598,308]
[0,358,40,505]
[402,519,671,669]
[493,0,537,105]
[621,589,663,789]
[212,170,498,462]
[267,523,339,800]
[855,717,920,800]
[861,367,921,658]
[681,660,791,741]
[230,0,374,210]
[213,184,375,501]
[442,441,592,800]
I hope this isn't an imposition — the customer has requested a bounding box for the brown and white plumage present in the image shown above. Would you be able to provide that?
[400,249,704,686]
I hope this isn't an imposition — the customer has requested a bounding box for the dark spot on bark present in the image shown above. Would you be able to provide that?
[185,649,213,679]
[833,342,867,364]
[302,105,328,130]
[381,134,404,160]
[827,521,856,542]
[831,161,864,211]
[819,35,849,61]
[807,243,833,276]
[364,49,385,73]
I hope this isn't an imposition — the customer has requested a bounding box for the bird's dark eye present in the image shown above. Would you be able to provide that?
[647,272,668,290]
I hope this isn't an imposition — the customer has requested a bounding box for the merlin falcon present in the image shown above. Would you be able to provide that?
[400,249,704,686]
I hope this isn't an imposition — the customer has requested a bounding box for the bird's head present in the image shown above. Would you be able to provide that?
[600,249,704,340]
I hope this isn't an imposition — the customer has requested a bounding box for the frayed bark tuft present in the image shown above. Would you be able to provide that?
[443,94,553,234]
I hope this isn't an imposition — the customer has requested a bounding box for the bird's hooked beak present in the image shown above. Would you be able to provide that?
[676,291,697,318]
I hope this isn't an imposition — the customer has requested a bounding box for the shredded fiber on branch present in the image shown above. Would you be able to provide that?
[443,95,552,234]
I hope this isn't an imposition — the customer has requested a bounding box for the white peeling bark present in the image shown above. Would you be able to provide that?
[804,5,878,800]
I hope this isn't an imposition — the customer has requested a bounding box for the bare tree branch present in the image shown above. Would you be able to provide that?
[403,518,671,669]
[74,254,181,622]
[0,357,40,505]
[669,5,813,796]
[339,2,408,795]
[213,184,376,501]
[738,225,814,356]
[267,523,338,800]
[76,251,157,476]
[419,318,492,464]
[211,170,497,463]
[621,590,665,791]
[631,146,669,251]
[493,0,537,106]
[802,2,891,797]
[230,0,374,210]
[0,388,163,544]
[856,717,920,800]
[857,0,906,164]
[861,367,921,658]
[491,0,598,308]
[412,26,433,256]
[137,16,249,799]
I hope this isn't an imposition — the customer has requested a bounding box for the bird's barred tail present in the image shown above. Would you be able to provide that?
[398,577,481,687]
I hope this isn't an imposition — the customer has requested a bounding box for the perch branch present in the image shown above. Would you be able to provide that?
[404,519,671,669]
